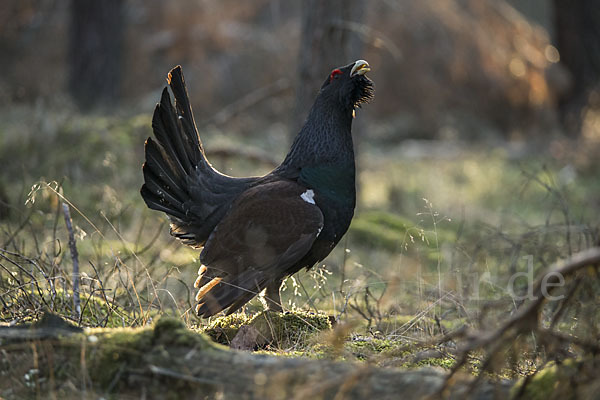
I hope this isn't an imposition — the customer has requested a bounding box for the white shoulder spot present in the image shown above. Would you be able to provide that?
[300,189,315,205]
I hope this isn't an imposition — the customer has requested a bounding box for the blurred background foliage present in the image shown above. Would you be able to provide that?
[2,0,598,140]
[0,0,600,383]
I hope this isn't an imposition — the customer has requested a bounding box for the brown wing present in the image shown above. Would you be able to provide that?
[194,180,323,317]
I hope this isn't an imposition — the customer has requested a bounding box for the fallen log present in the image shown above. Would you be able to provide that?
[0,315,509,399]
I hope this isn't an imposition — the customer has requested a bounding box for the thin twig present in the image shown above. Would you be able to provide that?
[62,203,81,322]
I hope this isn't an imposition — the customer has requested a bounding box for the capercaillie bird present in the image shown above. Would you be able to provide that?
[141,60,373,317]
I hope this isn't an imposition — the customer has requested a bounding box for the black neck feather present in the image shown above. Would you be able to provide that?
[277,95,355,176]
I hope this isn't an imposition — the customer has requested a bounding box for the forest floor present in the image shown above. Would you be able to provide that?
[1,109,599,398]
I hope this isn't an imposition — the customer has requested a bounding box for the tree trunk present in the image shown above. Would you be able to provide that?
[552,0,600,136]
[68,0,124,110]
[291,0,366,136]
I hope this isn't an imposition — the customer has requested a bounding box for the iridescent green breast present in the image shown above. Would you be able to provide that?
[299,163,355,206]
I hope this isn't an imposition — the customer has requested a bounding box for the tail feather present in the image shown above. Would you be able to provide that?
[141,65,256,247]
[142,68,209,225]
[140,185,185,219]
[142,169,184,212]
[141,136,189,220]
[153,89,193,175]
[168,66,202,153]
[143,137,187,200]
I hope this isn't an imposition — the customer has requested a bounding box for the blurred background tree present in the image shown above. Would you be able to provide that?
[5,0,599,142]
[68,0,124,110]
[292,0,365,135]
[552,0,600,137]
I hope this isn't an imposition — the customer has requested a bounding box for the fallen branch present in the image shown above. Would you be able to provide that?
[439,246,600,396]
[0,312,82,341]
[0,316,510,399]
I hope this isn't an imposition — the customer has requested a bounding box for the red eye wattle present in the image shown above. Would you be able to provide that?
[329,69,342,82]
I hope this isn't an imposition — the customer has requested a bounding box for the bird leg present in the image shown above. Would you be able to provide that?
[264,280,283,313]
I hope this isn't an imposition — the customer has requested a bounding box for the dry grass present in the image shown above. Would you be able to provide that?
[1,109,600,398]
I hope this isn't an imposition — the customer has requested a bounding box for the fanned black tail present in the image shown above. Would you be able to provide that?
[141,66,203,216]
[141,66,252,246]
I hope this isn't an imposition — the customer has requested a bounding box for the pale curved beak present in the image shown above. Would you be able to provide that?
[350,60,370,76]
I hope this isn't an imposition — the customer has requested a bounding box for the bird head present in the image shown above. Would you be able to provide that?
[320,59,374,111]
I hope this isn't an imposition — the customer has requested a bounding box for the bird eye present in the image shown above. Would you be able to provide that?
[329,69,342,82]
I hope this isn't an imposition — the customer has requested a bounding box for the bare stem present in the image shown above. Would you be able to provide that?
[62,202,81,322]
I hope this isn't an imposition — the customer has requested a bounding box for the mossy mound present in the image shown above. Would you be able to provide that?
[349,211,415,252]
[202,313,254,345]
[349,210,456,254]
[86,317,217,387]
[202,310,332,349]
[202,310,460,369]
[0,315,225,398]
[249,310,332,349]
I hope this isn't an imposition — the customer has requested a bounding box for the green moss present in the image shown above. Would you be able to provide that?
[249,310,332,349]
[359,211,417,233]
[376,314,467,335]
[202,313,254,345]
[340,335,458,369]
[409,356,456,370]
[345,337,396,353]
[152,317,203,347]
[202,310,332,349]
[349,212,410,251]
[510,359,581,400]
[349,211,456,253]
[81,316,219,389]
[86,326,154,385]
[255,343,330,359]
[344,337,400,360]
